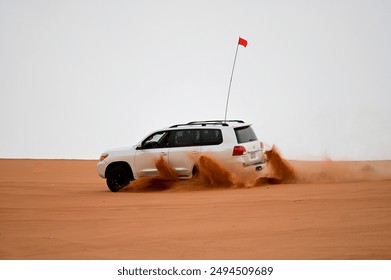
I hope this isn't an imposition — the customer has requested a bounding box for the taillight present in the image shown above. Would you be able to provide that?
[232,145,246,156]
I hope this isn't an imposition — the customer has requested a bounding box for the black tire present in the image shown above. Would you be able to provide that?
[192,165,199,178]
[106,165,131,192]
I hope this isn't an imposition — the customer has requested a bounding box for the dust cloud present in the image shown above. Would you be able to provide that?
[254,146,297,186]
[123,146,390,192]
[125,155,236,192]
[124,146,296,192]
[126,157,179,192]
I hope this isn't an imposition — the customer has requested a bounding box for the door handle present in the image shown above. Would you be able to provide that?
[160,152,168,156]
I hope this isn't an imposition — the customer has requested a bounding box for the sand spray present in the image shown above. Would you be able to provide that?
[123,145,390,192]
[123,146,297,192]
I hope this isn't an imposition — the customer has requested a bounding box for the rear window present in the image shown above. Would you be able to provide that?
[234,126,258,144]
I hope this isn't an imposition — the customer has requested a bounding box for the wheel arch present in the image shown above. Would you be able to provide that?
[105,161,134,180]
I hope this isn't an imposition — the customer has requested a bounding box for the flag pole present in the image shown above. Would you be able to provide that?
[224,37,243,123]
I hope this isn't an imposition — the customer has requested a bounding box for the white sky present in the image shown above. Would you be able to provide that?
[1,0,390,160]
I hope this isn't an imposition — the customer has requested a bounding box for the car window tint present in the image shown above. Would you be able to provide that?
[234,126,258,144]
[171,130,200,147]
[201,129,223,145]
[142,131,170,149]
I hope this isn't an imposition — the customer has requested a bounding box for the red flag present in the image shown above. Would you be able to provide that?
[238,37,247,47]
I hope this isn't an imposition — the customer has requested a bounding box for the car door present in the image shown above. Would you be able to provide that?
[134,130,171,177]
[167,129,201,178]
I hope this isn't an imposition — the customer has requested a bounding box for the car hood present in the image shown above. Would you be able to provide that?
[102,145,136,156]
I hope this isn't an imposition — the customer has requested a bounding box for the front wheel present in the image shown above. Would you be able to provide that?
[106,166,131,192]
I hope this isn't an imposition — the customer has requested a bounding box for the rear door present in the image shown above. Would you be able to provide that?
[167,129,201,178]
[199,128,229,160]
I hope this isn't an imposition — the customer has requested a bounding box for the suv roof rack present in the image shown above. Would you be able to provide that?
[170,120,244,128]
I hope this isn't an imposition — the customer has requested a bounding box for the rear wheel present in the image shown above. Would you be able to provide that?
[192,165,199,178]
[106,165,131,192]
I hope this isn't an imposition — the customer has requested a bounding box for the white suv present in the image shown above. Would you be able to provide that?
[97,120,266,192]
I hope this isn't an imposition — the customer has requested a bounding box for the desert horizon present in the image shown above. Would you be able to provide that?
[1,154,391,260]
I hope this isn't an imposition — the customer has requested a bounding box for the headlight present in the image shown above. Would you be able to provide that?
[99,153,108,161]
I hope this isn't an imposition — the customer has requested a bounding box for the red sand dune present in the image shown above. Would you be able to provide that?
[1,153,391,259]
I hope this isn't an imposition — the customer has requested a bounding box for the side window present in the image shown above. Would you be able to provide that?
[171,130,200,147]
[142,131,171,149]
[201,129,223,145]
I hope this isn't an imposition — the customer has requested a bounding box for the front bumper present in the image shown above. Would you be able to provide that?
[97,161,107,178]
